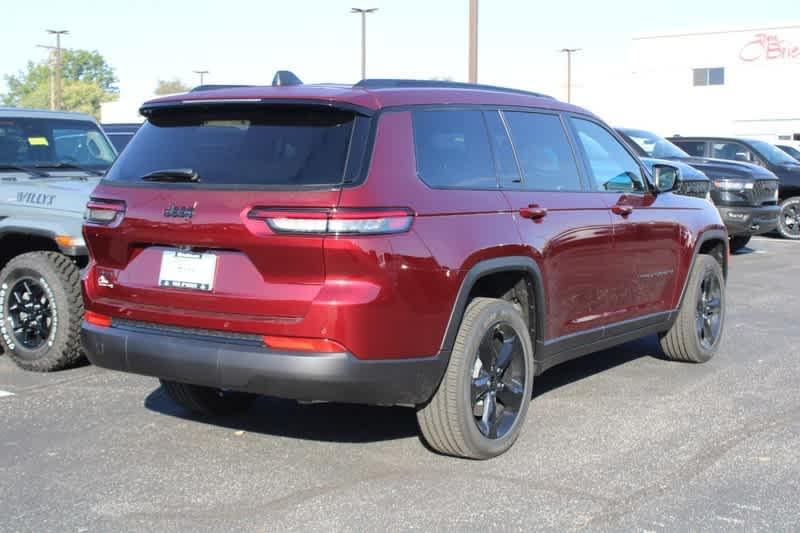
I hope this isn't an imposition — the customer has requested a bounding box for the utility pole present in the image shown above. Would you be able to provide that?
[193,70,209,85]
[559,48,581,103]
[351,8,378,80]
[36,44,56,110]
[46,29,68,110]
[468,0,478,83]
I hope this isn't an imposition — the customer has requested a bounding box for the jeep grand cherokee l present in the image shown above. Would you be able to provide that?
[81,78,728,459]
[618,128,780,252]
[670,136,799,240]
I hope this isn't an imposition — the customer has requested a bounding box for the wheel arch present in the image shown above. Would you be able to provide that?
[440,256,546,355]
[675,228,728,311]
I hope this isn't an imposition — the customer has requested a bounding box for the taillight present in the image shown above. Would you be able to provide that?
[248,208,414,235]
[85,198,126,225]
[263,335,346,353]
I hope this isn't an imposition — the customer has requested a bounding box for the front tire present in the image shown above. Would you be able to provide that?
[0,251,84,371]
[659,255,725,363]
[729,235,751,253]
[417,297,534,459]
[160,380,257,416]
[777,197,800,240]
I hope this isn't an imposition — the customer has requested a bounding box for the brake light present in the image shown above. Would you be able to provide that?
[263,335,347,353]
[84,311,112,328]
[248,208,414,235]
[85,199,126,225]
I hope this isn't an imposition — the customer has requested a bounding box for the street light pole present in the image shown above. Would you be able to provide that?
[351,8,378,80]
[36,44,56,110]
[46,29,68,110]
[559,48,581,103]
[193,70,209,85]
[468,0,478,83]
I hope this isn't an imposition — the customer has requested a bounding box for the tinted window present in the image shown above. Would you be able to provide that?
[0,117,115,170]
[412,110,496,189]
[107,133,135,153]
[571,118,646,193]
[693,67,725,86]
[483,111,521,185]
[748,139,798,165]
[503,112,581,191]
[106,106,360,186]
[673,140,706,157]
[712,142,756,163]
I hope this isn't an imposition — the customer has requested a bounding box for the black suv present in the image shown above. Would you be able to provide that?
[618,129,780,251]
[669,136,800,240]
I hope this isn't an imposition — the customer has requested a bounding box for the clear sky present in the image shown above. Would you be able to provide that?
[1,0,797,104]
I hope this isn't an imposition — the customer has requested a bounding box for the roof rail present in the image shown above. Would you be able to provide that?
[353,79,553,99]
[190,84,253,92]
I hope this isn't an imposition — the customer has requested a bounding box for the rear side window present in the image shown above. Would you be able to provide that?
[673,140,706,157]
[412,110,497,189]
[105,106,364,187]
[503,111,582,191]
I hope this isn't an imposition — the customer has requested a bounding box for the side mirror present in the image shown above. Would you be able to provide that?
[652,164,680,193]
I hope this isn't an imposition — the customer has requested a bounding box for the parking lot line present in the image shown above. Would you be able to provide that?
[0,390,14,398]
[752,237,800,244]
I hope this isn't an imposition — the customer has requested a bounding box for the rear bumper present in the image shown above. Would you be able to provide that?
[717,204,780,236]
[82,322,448,406]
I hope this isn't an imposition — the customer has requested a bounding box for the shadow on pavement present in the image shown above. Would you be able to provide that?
[144,334,665,444]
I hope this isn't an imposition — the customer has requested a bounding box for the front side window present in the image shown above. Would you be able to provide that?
[412,110,496,189]
[712,142,757,164]
[571,118,646,193]
[503,111,582,191]
[0,117,115,170]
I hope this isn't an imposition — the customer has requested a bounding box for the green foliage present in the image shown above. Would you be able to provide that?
[155,78,190,95]
[1,49,118,118]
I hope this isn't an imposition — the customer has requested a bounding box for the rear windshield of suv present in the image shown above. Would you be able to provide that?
[105,106,365,187]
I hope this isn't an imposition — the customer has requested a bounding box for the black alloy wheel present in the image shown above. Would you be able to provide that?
[7,278,53,349]
[696,271,722,350]
[471,322,527,439]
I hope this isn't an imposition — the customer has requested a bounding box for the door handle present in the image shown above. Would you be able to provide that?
[519,204,548,220]
[612,205,634,217]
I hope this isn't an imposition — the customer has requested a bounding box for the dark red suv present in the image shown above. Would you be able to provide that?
[82,78,728,459]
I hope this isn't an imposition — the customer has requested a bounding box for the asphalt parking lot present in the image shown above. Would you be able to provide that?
[1,236,799,532]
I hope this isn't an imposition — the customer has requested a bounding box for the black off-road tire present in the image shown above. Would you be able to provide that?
[777,197,800,240]
[729,235,751,253]
[416,297,534,460]
[160,379,257,416]
[659,255,725,363]
[0,251,84,371]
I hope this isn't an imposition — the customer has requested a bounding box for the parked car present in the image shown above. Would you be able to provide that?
[640,157,710,199]
[670,136,800,240]
[82,77,728,459]
[100,123,141,153]
[777,144,800,162]
[618,128,780,252]
[0,107,117,370]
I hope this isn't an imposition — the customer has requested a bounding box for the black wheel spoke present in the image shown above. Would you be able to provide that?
[497,379,524,411]
[495,336,517,372]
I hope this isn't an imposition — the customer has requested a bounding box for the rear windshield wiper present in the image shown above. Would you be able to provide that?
[33,161,104,176]
[141,168,200,183]
[0,164,50,177]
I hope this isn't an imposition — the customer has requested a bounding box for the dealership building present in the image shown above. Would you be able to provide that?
[614,23,800,145]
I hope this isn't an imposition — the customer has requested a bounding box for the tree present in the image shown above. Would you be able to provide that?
[1,49,118,118]
[155,78,190,95]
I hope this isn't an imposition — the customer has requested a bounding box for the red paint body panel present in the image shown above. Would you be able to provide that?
[83,86,726,365]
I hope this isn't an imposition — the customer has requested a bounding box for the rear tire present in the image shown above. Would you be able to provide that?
[729,235,751,253]
[417,297,534,459]
[777,197,800,240]
[659,255,725,363]
[0,251,84,371]
[160,380,257,416]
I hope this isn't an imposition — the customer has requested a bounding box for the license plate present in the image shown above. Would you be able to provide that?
[158,251,217,291]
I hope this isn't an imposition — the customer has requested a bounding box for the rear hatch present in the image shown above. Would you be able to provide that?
[84,102,372,329]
